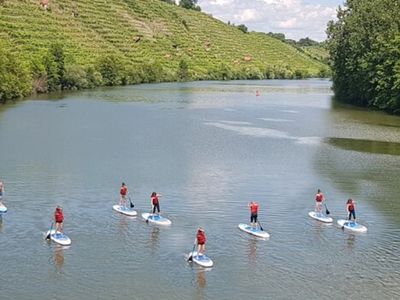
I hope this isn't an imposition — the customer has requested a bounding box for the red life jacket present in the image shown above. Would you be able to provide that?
[120,186,127,196]
[348,203,355,211]
[315,193,324,202]
[250,202,259,214]
[55,209,64,222]
[152,196,159,205]
[197,231,206,244]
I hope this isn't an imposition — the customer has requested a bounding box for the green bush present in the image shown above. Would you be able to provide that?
[63,65,88,90]
[97,55,124,86]
[0,45,32,101]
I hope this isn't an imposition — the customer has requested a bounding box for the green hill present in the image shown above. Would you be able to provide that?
[0,0,329,101]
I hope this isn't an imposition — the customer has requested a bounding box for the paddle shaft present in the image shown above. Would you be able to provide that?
[324,203,330,215]
[46,222,54,239]
[187,238,197,262]
[258,220,264,231]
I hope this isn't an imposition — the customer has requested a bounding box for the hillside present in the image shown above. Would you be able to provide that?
[0,0,329,100]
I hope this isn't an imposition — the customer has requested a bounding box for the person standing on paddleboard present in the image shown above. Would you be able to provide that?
[315,189,325,213]
[248,201,259,228]
[119,182,128,207]
[346,198,356,222]
[151,192,161,215]
[197,227,206,255]
[54,206,64,234]
[0,180,4,205]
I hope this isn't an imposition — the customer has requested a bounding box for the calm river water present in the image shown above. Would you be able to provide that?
[0,80,399,299]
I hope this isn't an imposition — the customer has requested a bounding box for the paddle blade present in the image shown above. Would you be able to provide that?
[325,209,330,215]
[130,202,134,208]
[187,255,193,262]
[258,221,264,231]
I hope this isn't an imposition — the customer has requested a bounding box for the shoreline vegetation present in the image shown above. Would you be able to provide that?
[0,0,329,103]
[327,0,400,115]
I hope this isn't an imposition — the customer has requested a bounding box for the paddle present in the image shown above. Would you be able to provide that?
[187,238,197,262]
[46,222,54,240]
[257,220,264,231]
[128,196,134,208]
[324,203,330,215]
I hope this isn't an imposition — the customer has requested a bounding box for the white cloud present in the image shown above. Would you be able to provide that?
[198,0,340,41]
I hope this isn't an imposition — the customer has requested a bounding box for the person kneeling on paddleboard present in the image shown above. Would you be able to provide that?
[119,182,128,207]
[197,227,206,255]
[151,192,161,215]
[346,199,356,222]
[54,206,64,234]
[315,189,325,213]
[248,201,259,228]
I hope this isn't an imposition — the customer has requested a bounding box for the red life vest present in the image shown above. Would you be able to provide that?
[120,186,127,196]
[197,231,206,244]
[55,209,64,222]
[348,203,355,211]
[151,196,159,205]
[250,202,259,214]
[315,193,324,202]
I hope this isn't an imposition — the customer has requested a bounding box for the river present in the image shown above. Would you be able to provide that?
[0,80,399,299]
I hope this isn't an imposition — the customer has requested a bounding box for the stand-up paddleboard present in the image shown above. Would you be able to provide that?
[0,204,7,213]
[142,213,171,225]
[113,205,137,216]
[46,230,72,246]
[238,223,270,238]
[308,211,333,223]
[188,251,214,268]
[337,219,367,232]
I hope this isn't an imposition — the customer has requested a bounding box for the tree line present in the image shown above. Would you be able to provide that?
[327,0,400,114]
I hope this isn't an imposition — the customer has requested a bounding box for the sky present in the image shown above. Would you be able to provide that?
[196,0,345,41]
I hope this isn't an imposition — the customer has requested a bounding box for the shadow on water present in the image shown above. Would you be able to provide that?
[325,137,400,156]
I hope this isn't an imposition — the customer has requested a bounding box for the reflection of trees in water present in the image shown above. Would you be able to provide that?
[313,140,400,225]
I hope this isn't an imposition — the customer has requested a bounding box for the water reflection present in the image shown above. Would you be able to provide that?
[0,215,3,233]
[196,269,206,289]
[325,137,400,156]
[148,226,160,253]
[54,245,66,272]
[345,233,356,250]
[247,238,258,266]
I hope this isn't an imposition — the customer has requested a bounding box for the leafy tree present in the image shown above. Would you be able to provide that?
[96,55,123,86]
[43,44,65,91]
[179,0,200,11]
[327,0,400,113]
[161,0,176,4]
[237,24,248,34]
[0,44,31,101]
[177,59,190,80]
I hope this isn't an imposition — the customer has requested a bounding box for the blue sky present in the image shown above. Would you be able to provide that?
[196,0,345,41]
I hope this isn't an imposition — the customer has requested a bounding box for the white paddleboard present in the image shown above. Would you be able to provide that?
[113,205,137,216]
[238,223,270,238]
[142,213,171,225]
[0,204,7,213]
[308,211,333,223]
[337,219,367,233]
[46,229,72,246]
[188,251,214,268]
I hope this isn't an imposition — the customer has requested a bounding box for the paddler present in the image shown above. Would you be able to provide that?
[54,206,64,234]
[197,227,206,255]
[315,189,325,213]
[119,182,128,207]
[248,201,259,228]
